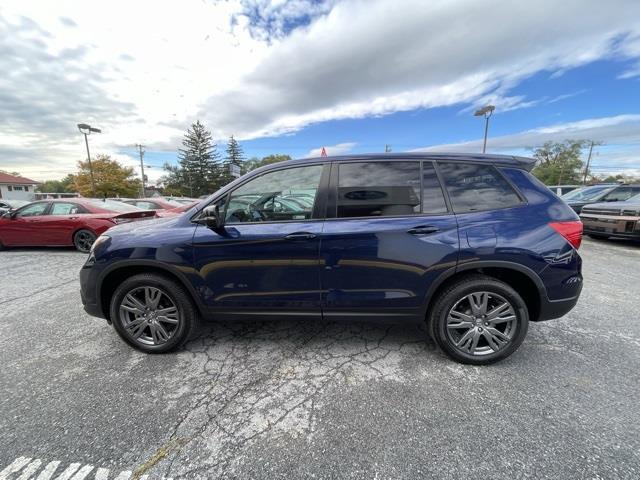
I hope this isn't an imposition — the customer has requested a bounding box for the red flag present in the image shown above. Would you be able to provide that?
[320,147,327,157]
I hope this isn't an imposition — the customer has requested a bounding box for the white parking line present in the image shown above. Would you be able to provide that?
[0,458,171,480]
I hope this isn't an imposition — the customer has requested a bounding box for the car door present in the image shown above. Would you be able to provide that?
[44,202,88,244]
[1,202,51,246]
[320,160,459,321]
[191,163,329,318]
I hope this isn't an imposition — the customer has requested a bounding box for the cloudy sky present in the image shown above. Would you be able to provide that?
[1,0,640,183]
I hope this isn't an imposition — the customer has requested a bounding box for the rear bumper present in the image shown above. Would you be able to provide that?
[537,292,581,321]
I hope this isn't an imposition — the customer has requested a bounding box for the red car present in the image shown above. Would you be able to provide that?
[155,201,200,217]
[0,198,156,252]
[119,198,185,210]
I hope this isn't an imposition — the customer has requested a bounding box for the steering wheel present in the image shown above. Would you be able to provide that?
[248,203,267,221]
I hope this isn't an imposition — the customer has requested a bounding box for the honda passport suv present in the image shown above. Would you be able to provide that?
[80,153,583,364]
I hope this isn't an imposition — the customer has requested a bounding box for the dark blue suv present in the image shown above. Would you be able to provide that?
[80,153,583,364]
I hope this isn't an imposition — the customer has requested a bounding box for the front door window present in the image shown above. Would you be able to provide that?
[225,165,323,223]
[16,203,48,217]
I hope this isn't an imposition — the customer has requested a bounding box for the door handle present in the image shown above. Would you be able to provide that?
[407,226,439,235]
[284,232,317,240]
[68,216,79,220]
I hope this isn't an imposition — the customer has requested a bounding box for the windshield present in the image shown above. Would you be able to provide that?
[83,199,142,212]
[7,199,30,208]
[562,185,615,201]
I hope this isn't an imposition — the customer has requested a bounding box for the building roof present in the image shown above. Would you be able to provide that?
[0,172,40,185]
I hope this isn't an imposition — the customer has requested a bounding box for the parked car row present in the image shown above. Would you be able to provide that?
[561,184,640,241]
[0,197,199,252]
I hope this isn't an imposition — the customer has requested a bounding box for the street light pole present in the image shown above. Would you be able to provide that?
[77,123,101,197]
[474,105,495,154]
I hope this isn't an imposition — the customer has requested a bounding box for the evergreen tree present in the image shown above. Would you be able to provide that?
[171,120,222,196]
[223,135,245,184]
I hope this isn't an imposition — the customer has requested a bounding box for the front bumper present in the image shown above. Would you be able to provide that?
[80,262,106,320]
[581,214,640,239]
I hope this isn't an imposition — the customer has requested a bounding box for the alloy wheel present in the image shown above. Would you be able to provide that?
[75,231,95,252]
[118,286,180,346]
[446,291,518,356]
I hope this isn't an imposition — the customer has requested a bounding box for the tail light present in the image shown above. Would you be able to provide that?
[549,221,583,249]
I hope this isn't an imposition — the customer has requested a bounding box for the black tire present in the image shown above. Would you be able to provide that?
[110,273,199,353]
[428,275,529,365]
[587,234,609,240]
[73,229,96,253]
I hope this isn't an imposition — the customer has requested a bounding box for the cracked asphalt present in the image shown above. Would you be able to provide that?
[0,238,639,479]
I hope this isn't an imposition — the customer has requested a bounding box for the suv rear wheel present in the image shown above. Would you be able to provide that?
[429,275,529,365]
[110,273,199,353]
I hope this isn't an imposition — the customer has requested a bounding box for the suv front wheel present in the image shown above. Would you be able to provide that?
[429,275,529,365]
[110,273,199,353]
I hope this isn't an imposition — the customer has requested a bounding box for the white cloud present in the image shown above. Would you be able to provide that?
[414,114,640,176]
[414,114,640,151]
[200,0,640,138]
[1,0,640,181]
[307,142,356,157]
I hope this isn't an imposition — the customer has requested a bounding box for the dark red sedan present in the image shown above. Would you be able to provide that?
[0,198,156,252]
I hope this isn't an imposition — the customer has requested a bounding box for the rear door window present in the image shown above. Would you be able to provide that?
[438,162,522,212]
[337,161,421,217]
[50,203,87,215]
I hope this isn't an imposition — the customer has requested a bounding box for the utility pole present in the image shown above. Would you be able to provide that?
[136,144,146,198]
[582,141,595,185]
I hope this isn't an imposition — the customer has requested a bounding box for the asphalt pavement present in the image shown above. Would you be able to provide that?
[0,238,639,479]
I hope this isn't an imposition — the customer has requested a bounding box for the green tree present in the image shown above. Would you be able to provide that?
[38,174,75,193]
[222,135,245,184]
[166,120,222,197]
[531,140,588,185]
[74,154,140,197]
[243,154,292,173]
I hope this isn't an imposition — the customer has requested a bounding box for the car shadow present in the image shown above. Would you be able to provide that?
[183,316,437,360]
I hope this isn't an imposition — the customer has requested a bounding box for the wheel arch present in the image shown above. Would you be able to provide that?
[97,260,204,321]
[424,261,545,323]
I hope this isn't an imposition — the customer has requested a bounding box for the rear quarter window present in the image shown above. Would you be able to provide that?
[438,162,522,212]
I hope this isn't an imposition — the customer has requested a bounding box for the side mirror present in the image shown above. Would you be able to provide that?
[199,205,223,230]
[2,211,13,219]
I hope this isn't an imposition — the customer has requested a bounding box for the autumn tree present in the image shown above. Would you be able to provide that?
[74,154,141,197]
[38,174,76,193]
[531,140,589,185]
